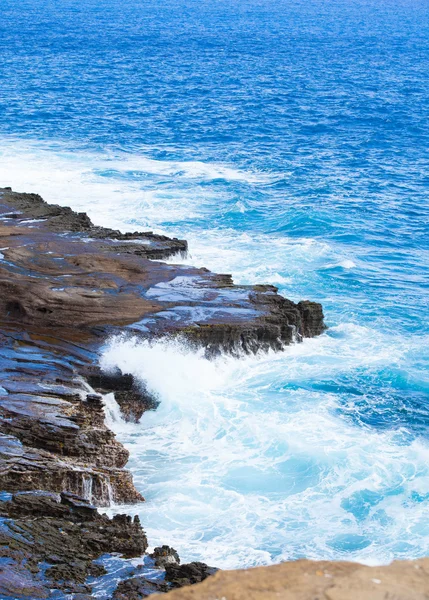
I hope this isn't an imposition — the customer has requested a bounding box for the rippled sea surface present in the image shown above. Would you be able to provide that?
[1,0,429,569]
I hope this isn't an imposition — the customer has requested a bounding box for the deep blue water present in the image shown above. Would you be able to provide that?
[1,0,429,569]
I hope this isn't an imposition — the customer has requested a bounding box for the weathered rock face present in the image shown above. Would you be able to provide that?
[0,189,187,259]
[165,562,218,589]
[112,577,169,599]
[0,189,325,347]
[0,329,143,506]
[150,545,181,568]
[0,491,147,598]
[87,369,158,423]
[0,187,327,597]
[162,559,429,600]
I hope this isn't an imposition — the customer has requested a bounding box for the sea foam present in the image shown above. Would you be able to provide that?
[101,328,429,569]
[2,135,428,568]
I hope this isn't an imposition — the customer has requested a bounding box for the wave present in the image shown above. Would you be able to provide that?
[101,329,429,569]
[0,135,352,297]
[0,137,275,227]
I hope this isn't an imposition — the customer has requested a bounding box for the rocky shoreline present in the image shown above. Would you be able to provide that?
[0,188,427,599]
[0,187,326,598]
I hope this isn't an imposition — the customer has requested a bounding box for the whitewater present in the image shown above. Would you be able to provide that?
[1,0,429,572]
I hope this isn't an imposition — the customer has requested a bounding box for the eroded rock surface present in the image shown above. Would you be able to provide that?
[112,577,169,599]
[0,189,187,259]
[165,562,218,589]
[0,491,147,598]
[0,189,325,348]
[0,187,327,597]
[163,559,429,600]
[87,369,158,423]
[0,329,143,506]
[150,545,181,568]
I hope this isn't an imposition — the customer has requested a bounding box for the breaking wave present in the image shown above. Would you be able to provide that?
[101,327,429,569]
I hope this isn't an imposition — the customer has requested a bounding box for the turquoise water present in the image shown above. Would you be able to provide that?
[1,0,429,569]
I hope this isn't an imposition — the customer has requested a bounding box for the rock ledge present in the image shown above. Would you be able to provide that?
[0,187,327,598]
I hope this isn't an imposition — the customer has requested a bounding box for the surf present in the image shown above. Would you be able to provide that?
[101,327,429,568]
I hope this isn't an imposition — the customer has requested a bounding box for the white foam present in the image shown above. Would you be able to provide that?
[102,330,429,568]
[0,136,347,302]
[0,137,275,233]
[102,155,275,184]
[166,230,334,299]
[323,259,357,270]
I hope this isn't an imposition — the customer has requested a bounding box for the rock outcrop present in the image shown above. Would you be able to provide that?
[0,329,143,506]
[112,577,169,599]
[0,188,325,348]
[150,545,181,568]
[0,491,147,598]
[163,558,429,600]
[165,562,218,589]
[110,558,218,600]
[87,369,158,423]
[0,187,327,597]
[0,188,187,259]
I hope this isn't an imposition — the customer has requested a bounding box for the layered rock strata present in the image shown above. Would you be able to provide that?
[0,491,147,598]
[0,189,325,348]
[0,187,326,597]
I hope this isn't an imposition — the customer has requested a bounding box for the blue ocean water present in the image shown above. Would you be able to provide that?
[1,0,429,569]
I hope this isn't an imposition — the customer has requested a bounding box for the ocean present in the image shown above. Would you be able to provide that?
[1,0,429,569]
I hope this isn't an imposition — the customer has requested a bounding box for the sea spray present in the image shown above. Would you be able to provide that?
[103,392,127,430]
[101,330,429,569]
[2,0,429,586]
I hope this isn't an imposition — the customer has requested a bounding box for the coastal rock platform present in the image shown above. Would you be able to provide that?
[0,188,427,599]
[0,187,328,597]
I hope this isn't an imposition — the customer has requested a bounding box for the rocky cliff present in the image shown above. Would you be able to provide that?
[1,188,427,600]
[0,187,326,597]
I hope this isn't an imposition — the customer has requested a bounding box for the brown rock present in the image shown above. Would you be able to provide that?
[162,558,429,600]
[0,491,148,597]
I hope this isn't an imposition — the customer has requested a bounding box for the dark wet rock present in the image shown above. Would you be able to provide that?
[150,545,180,568]
[87,368,158,422]
[0,491,147,597]
[87,369,136,391]
[85,393,104,408]
[112,576,169,599]
[165,562,218,588]
[45,561,89,585]
[0,560,50,599]
[1,490,65,518]
[0,187,326,597]
[114,389,159,422]
[298,300,326,338]
[88,562,108,577]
